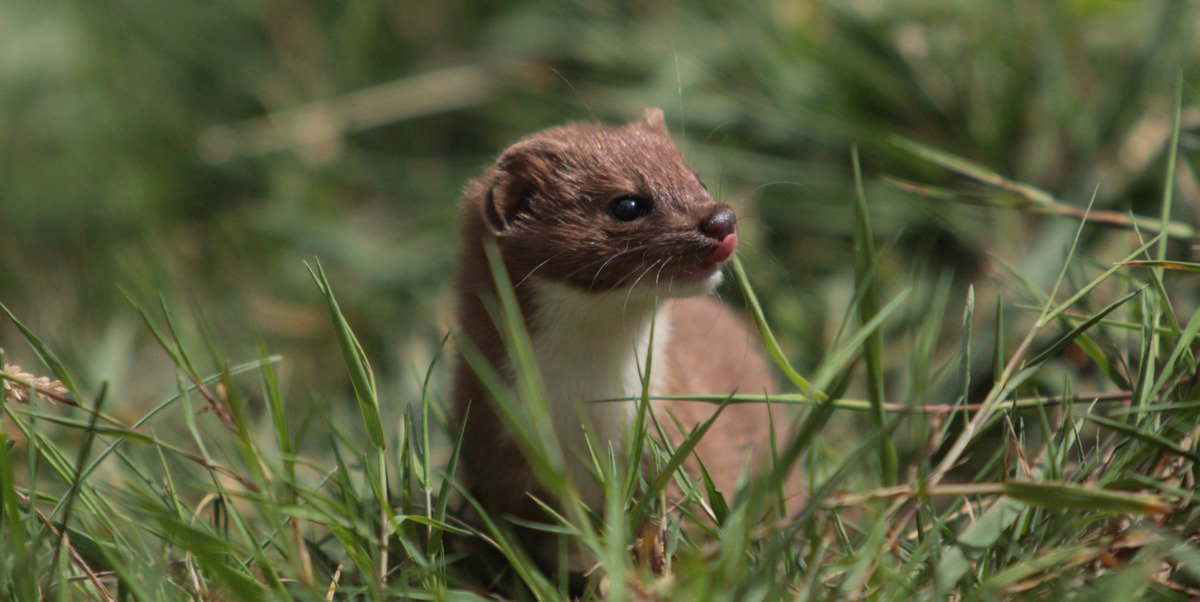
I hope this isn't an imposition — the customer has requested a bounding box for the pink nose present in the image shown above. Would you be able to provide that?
[701,209,737,240]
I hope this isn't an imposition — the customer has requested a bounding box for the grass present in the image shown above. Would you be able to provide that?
[3,0,1200,599]
[4,137,1200,597]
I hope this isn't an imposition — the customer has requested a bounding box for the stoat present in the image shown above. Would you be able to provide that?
[452,108,778,569]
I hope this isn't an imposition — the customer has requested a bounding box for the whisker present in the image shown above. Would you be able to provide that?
[526,235,701,300]
[595,240,672,273]
[515,253,568,289]
[653,257,674,287]
[588,240,676,291]
[622,260,664,315]
[655,257,676,296]
[627,259,662,290]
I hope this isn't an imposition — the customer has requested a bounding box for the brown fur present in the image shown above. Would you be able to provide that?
[453,108,782,570]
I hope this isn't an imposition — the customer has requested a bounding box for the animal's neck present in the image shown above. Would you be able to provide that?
[522,279,669,506]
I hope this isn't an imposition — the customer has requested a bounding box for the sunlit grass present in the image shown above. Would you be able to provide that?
[4,128,1200,596]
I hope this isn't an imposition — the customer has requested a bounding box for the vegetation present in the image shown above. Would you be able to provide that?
[2,0,1199,598]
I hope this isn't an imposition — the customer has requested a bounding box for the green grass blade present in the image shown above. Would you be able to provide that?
[1038,234,1161,328]
[1144,303,1200,405]
[1000,480,1171,516]
[49,382,109,580]
[0,412,37,601]
[852,146,897,485]
[812,289,911,390]
[477,239,568,481]
[1084,413,1200,464]
[1157,73,1183,262]
[935,495,1025,590]
[0,301,80,397]
[428,405,468,554]
[959,285,974,407]
[1026,287,1143,368]
[258,336,293,484]
[730,257,815,396]
[624,303,658,501]
[420,333,451,532]
[629,396,730,526]
[307,260,385,451]
[451,483,557,600]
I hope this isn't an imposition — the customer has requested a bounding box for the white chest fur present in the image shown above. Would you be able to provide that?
[524,280,670,507]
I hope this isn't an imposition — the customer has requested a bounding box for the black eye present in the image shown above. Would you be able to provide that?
[607,197,654,222]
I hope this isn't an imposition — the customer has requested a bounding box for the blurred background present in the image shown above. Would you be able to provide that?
[2,0,1198,446]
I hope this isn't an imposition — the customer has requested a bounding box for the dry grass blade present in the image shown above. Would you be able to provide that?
[198,64,509,164]
[891,137,1196,239]
[1,356,74,406]
[1121,260,1200,272]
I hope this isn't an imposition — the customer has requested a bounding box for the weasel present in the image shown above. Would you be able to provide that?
[453,108,778,569]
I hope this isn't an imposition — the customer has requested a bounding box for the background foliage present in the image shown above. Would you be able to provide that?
[2,0,1200,599]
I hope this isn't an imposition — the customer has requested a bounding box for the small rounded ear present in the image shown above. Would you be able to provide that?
[482,138,565,233]
[641,108,669,135]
